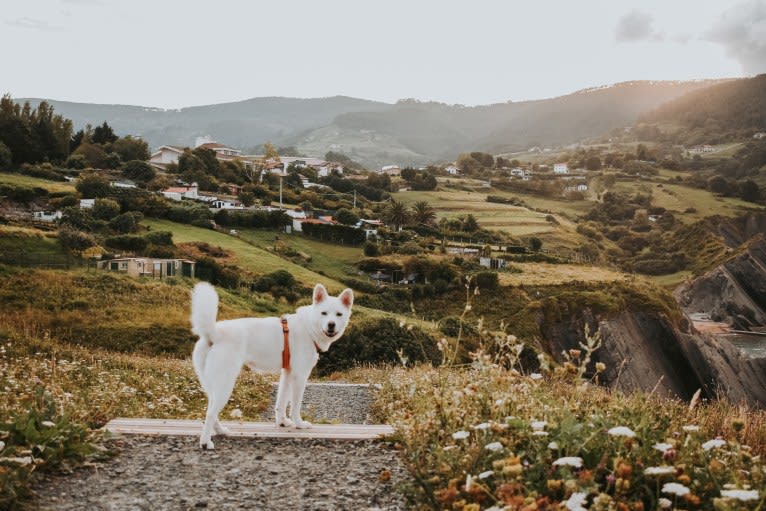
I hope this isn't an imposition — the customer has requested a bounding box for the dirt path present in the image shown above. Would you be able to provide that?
[31,383,408,510]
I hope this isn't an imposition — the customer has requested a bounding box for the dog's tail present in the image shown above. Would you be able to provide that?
[191,282,219,393]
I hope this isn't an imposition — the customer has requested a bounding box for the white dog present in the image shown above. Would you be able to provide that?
[190,282,354,449]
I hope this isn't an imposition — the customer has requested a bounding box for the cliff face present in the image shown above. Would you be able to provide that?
[539,309,766,407]
[675,237,766,329]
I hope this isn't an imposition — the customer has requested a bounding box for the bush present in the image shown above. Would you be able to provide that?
[315,317,440,375]
[104,234,148,252]
[363,241,379,257]
[58,227,96,253]
[144,231,174,246]
[109,212,143,233]
[475,271,499,290]
[92,198,121,220]
[122,160,155,183]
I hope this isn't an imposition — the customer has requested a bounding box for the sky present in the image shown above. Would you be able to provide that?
[2,0,765,109]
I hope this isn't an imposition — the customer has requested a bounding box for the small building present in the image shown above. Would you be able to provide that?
[111,180,137,189]
[479,257,507,270]
[689,145,715,154]
[293,215,335,233]
[32,210,62,222]
[565,184,589,193]
[79,199,95,209]
[445,164,459,175]
[97,257,195,279]
[210,199,243,209]
[354,218,383,239]
[446,247,480,257]
[753,132,766,140]
[161,182,199,201]
[380,165,401,177]
[553,163,569,174]
[149,145,185,168]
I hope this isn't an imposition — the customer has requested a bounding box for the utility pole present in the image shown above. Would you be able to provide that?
[353,189,357,209]
[279,174,283,210]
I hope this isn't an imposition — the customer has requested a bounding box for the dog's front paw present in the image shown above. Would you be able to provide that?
[295,420,313,429]
[277,417,295,428]
[201,439,215,450]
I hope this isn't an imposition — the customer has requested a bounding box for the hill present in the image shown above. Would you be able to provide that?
[19,80,720,168]
[638,74,766,145]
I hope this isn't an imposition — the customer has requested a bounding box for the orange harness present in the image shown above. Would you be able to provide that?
[281,317,321,371]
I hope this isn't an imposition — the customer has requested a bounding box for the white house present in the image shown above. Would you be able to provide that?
[149,145,185,168]
[565,184,589,193]
[161,182,199,201]
[354,218,383,239]
[80,199,95,209]
[689,145,715,154]
[380,165,401,177]
[210,199,243,209]
[445,164,459,175]
[33,210,62,222]
[553,163,569,174]
[111,180,137,189]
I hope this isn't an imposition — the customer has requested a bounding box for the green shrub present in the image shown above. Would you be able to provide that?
[144,230,174,246]
[316,317,440,375]
[104,234,148,252]
[363,241,380,257]
[475,270,499,290]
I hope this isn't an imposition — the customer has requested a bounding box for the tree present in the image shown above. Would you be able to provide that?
[383,199,410,230]
[462,214,479,232]
[400,167,417,181]
[738,179,761,203]
[0,141,11,169]
[263,142,280,161]
[72,142,109,169]
[529,237,543,252]
[112,136,150,162]
[92,121,118,145]
[334,208,359,226]
[411,200,436,226]
[708,175,730,195]
[76,172,111,198]
[122,160,156,183]
[585,156,602,171]
[92,198,121,220]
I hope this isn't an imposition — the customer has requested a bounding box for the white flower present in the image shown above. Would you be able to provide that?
[658,497,672,509]
[473,422,490,430]
[495,399,505,406]
[465,474,474,492]
[652,442,673,452]
[41,421,55,427]
[720,489,760,501]
[682,425,700,432]
[644,466,676,476]
[485,442,503,452]
[608,426,636,438]
[662,482,690,496]
[530,373,543,380]
[478,470,494,480]
[229,408,243,419]
[452,430,470,440]
[565,492,588,511]
[702,438,726,451]
[531,420,547,431]
[533,431,549,436]
[553,456,583,468]
[548,441,559,450]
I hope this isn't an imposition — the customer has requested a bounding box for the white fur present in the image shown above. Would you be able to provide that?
[190,282,353,449]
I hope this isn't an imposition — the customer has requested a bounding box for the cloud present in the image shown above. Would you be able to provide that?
[615,10,655,42]
[4,17,64,32]
[707,0,766,74]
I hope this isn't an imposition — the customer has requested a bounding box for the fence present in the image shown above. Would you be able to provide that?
[0,251,82,269]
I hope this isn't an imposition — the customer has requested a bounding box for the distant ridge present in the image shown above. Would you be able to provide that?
[18,79,725,167]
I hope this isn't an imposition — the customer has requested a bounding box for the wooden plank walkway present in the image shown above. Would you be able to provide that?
[104,418,394,440]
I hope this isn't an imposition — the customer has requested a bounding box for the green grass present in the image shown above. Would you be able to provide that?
[236,228,363,283]
[143,219,347,292]
[0,172,75,193]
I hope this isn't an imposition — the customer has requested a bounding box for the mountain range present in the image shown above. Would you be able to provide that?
[19,79,727,168]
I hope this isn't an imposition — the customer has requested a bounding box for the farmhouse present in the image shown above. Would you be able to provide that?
[380,165,401,177]
[97,257,195,279]
[445,164,459,175]
[689,145,715,154]
[149,145,185,168]
[32,210,62,222]
[553,163,569,174]
[161,182,199,201]
[354,218,383,239]
[479,257,507,270]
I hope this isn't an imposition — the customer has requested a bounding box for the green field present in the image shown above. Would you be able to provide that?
[142,219,348,292]
[0,172,75,193]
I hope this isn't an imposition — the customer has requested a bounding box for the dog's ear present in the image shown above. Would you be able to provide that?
[313,283,328,304]
[339,288,354,309]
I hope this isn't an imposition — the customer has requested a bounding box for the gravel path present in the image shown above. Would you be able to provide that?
[32,383,408,510]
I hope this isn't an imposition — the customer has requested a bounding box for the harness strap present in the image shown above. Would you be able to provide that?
[280,317,323,372]
[281,317,291,371]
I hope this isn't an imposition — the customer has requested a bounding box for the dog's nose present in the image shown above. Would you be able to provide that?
[328,321,336,330]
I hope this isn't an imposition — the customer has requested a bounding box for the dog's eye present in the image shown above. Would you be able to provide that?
[336,312,343,317]
[321,311,328,316]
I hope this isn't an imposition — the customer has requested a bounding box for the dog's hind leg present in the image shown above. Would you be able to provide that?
[274,370,294,427]
[199,351,239,450]
[290,372,312,429]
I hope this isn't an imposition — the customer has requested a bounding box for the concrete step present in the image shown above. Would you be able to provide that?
[104,418,394,441]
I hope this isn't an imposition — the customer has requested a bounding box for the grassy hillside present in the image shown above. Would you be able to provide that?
[0,172,75,193]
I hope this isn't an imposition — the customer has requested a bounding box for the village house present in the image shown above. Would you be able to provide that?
[32,210,62,222]
[380,165,401,177]
[161,182,199,201]
[553,163,569,174]
[148,145,185,169]
[354,218,383,239]
[689,144,715,154]
[292,215,335,233]
[445,164,459,175]
[97,257,196,279]
[79,198,95,209]
[210,199,243,210]
[565,183,589,193]
[479,257,507,270]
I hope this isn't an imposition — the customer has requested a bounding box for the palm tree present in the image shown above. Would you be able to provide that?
[411,200,436,226]
[383,199,410,231]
